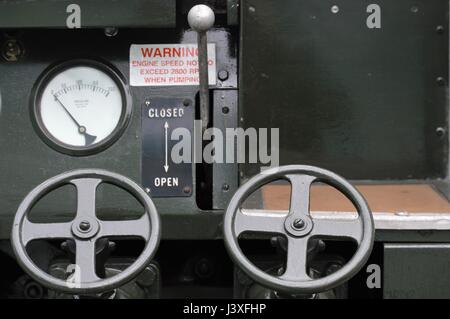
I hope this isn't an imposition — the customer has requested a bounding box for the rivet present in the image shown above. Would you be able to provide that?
[436,77,446,86]
[436,127,446,137]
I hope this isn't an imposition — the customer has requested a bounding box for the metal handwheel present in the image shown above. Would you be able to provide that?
[223,165,375,294]
[11,169,161,295]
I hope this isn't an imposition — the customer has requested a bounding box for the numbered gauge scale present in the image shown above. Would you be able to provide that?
[31,60,132,155]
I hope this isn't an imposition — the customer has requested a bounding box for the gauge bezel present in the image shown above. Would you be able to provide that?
[30,59,132,156]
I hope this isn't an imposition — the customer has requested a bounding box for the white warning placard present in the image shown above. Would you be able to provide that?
[130,44,217,87]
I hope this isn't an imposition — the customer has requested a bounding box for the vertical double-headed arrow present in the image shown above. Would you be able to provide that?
[164,121,169,173]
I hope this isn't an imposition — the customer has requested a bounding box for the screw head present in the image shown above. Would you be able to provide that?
[78,221,91,232]
[1,39,23,62]
[218,69,229,81]
[183,186,192,194]
[222,183,230,192]
[436,25,445,34]
[188,5,215,32]
[104,27,118,37]
[72,218,99,239]
[436,127,446,137]
[222,106,230,114]
[331,5,339,14]
[293,218,306,230]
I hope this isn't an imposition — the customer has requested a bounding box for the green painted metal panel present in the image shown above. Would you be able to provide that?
[240,0,448,180]
[0,0,176,28]
[384,244,450,298]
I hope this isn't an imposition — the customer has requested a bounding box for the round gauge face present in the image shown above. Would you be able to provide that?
[32,60,131,155]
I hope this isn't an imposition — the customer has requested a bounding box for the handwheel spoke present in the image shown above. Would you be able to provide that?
[234,209,285,236]
[98,214,150,240]
[280,237,310,281]
[75,239,100,283]
[72,178,102,219]
[21,219,72,246]
[311,218,363,243]
[286,175,316,218]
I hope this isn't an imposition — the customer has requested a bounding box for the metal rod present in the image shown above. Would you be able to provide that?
[197,31,209,131]
[188,5,215,132]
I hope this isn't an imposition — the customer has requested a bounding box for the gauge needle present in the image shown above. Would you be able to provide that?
[53,95,97,146]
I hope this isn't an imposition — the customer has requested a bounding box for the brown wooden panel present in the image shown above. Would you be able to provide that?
[262,184,450,213]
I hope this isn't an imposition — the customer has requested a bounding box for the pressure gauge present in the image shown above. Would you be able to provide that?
[31,60,131,156]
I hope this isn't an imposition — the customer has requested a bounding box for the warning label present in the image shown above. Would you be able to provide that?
[130,44,217,87]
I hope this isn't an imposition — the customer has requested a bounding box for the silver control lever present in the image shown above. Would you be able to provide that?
[188,4,215,131]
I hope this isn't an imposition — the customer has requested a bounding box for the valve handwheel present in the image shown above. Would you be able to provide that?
[11,169,161,295]
[223,165,375,294]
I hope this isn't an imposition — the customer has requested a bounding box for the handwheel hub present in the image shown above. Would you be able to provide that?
[284,215,313,237]
[72,217,100,239]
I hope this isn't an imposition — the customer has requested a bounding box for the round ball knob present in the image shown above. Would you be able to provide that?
[188,5,215,32]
